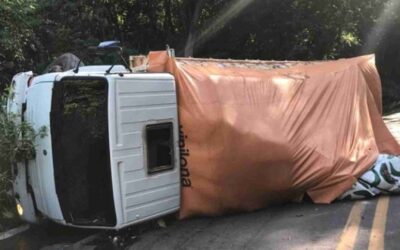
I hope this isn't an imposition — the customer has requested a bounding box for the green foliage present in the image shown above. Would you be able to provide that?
[0,0,40,92]
[0,165,14,219]
[0,92,47,218]
[63,79,108,138]
[0,0,39,61]
[1,0,400,109]
[0,113,47,164]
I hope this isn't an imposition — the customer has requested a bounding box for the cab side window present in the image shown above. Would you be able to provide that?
[146,122,174,174]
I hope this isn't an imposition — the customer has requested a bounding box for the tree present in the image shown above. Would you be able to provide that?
[0,0,41,91]
[1,0,400,109]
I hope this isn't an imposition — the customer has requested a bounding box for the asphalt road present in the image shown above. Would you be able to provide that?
[1,196,399,249]
[127,196,399,250]
[2,114,400,250]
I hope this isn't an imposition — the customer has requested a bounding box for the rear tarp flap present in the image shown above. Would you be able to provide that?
[148,52,400,219]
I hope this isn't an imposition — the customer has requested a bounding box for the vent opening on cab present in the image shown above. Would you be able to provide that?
[146,122,174,174]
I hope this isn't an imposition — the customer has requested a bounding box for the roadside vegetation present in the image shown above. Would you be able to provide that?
[0,91,47,222]
[1,0,400,110]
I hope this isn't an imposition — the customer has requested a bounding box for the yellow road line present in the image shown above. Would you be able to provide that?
[368,196,390,250]
[336,201,366,250]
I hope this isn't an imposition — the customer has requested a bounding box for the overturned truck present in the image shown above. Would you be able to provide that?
[8,48,400,229]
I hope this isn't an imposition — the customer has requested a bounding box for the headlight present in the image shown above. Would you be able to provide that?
[16,203,24,216]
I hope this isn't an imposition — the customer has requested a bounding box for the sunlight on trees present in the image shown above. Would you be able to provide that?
[0,0,399,103]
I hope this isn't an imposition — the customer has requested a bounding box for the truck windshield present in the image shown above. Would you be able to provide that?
[50,77,116,226]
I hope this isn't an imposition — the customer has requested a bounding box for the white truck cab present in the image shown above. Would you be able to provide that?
[8,65,180,229]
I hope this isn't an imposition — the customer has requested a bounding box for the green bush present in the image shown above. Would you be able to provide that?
[0,92,46,219]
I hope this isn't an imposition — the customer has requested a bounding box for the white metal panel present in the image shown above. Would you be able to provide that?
[26,81,64,222]
[107,74,180,228]
[7,71,32,115]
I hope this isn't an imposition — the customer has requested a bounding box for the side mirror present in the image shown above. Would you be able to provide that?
[97,40,132,74]
[82,40,132,74]
[97,41,121,50]
[89,41,122,56]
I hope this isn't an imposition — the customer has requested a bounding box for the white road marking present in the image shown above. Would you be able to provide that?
[0,224,30,241]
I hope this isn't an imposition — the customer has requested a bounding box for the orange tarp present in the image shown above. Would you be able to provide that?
[147,51,400,219]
